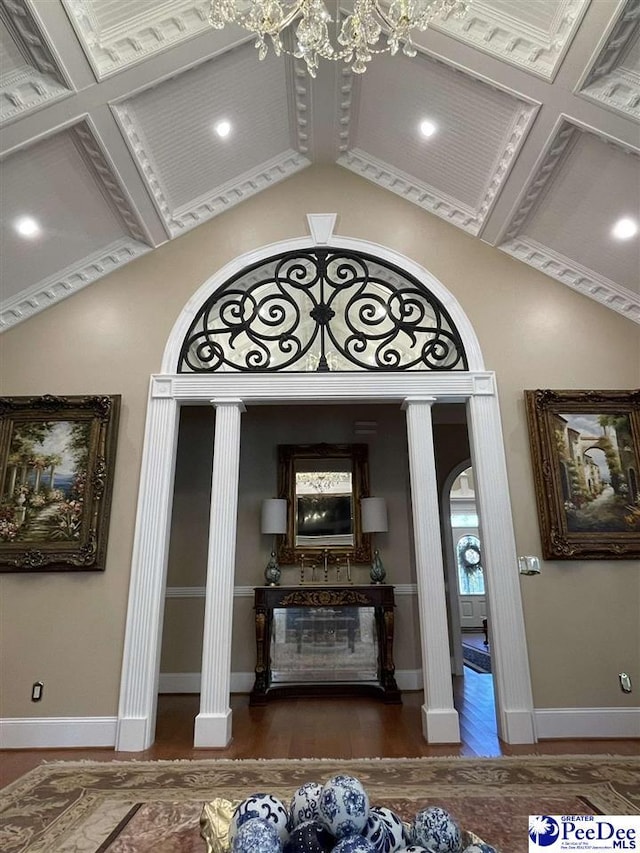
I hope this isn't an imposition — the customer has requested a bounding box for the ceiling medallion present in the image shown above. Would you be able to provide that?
[209,0,471,76]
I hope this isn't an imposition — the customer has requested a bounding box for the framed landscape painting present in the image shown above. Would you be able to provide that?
[525,389,640,560]
[0,395,120,572]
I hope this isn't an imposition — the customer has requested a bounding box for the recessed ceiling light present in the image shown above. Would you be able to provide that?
[214,120,232,139]
[14,216,41,238]
[419,120,437,138]
[611,217,638,240]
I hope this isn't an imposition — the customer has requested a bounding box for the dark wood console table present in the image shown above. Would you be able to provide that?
[250,584,401,705]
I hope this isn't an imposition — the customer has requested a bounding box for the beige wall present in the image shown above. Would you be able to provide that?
[1,165,638,722]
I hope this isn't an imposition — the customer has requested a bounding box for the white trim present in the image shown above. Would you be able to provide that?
[118,225,535,751]
[0,716,117,749]
[535,707,640,740]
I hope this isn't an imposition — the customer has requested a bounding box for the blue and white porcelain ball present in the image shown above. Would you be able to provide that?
[362,810,392,853]
[369,807,410,851]
[332,835,377,853]
[230,794,290,846]
[319,775,370,839]
[412,807,462,853]
[284,819,334,853]
[290,782,324,828]
[463,845,497,853]
[232,818,282,853]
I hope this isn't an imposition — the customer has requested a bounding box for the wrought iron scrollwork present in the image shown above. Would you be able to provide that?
[178,248,467,372]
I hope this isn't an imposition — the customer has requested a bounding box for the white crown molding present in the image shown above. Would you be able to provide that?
[290,57,311,155]
[0,0,72,125]
[579,67,640,122]
[61,0,211,81]
[169,151,311,236]
[500,236,640,323]
[434,0,590,82]
[576,0,640,122]
[339,148,481,234]
[340,99,535,238]
[71,120,151,244]
[112,102,310,237]
[337,65,356,154]
[501,122,579,243]
[0,238,150,331]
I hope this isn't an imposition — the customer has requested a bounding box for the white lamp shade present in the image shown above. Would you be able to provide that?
[361,497,388,533]
[261,499,287,534]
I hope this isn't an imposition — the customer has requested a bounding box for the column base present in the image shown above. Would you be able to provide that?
[421,705,460,743]
[194,710,232,747]
[498,708,537,744]
[116,716,153,752]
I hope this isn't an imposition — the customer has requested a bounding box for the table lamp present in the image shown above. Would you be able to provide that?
[261,498,287,586]
[361,496,388,584]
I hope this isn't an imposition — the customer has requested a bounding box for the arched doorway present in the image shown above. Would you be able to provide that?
[116,215,535,751]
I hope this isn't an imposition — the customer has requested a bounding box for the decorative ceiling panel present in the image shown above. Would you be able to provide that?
[0,126,149,329]
[500,124,640,322]
[113,44,308,235]
[62,0,212,79]
[342,51,536,235]
[0,3,71,125]
[0,0,638,328]
[434,0,589,80]
[577,1,640,122]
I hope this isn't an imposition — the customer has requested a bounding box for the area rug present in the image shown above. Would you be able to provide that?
[462,643,492,674]
[1,756,639,853]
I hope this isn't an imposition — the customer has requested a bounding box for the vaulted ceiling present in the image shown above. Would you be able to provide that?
[1,0,639,331]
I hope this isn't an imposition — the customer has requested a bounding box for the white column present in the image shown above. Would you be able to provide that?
[467,392,536,743]
[117,383,180,751]
[404,397,460,744]
[194,398,245,747]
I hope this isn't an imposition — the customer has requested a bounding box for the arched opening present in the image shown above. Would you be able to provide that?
[116,219,535,752]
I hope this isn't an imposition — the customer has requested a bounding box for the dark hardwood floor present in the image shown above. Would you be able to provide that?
[2,668,638,789]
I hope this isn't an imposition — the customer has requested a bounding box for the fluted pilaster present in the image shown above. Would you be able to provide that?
[467,393,535,743]
[116,395,179,751]
[195,398,245,747]
[404,397,460,744]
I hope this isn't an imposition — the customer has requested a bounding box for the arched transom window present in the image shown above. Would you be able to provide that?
[178,248,467,373]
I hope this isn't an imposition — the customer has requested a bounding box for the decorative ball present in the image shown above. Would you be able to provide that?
[362,810,392,853]
[413,807,462,853]
[232,818,282,853]
[370,807,410,851]
[319,775,370,839]
[463,846,497,853]
[290,782,324,828]
[332,835,377,853]
[284,819,334,853]
[230,794,290,847]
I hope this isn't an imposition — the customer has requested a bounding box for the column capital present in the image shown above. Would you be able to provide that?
[209,397,246,412]
[401,396,437,410]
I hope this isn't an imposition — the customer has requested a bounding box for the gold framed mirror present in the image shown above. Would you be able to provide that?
[277,443,371,565]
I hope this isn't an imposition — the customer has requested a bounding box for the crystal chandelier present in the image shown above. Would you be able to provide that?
[209,0,471,76]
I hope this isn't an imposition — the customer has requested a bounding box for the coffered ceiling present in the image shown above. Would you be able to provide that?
[1,0,639,330]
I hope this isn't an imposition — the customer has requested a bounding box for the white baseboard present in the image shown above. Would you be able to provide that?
[535,707,640,740]
[3,703,636,749]
[0,716,117,749]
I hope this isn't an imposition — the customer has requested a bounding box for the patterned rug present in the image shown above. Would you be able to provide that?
[462,643,492,674]
[1,756,639,853]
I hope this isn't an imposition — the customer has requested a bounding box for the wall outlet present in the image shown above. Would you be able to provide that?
[31,681,43,702]
[619,672,632,693]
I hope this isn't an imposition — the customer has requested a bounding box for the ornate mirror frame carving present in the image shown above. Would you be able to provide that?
[277,443,371,565]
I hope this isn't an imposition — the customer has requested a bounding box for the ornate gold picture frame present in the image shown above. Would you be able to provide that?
[525,389,640,560]
[0,395,120,572]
